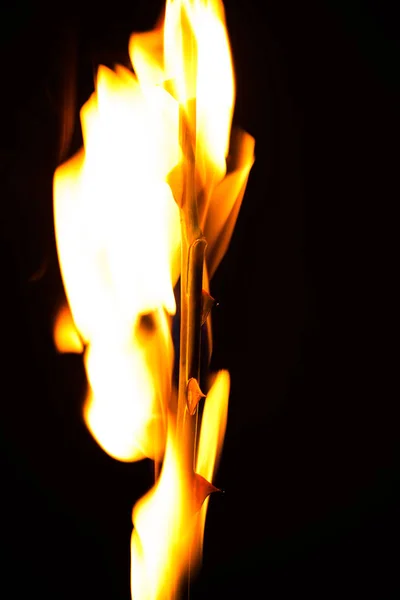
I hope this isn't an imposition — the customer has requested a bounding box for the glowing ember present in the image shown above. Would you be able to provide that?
[53,0,254,597]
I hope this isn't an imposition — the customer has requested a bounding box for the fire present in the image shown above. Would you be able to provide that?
[131,370,230,600]
[53,0,254,597]
[53,62,181,461]
[53,303,83,354]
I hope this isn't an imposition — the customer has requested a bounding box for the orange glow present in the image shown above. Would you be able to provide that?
[53,0,254,596]
[53,303,83,353]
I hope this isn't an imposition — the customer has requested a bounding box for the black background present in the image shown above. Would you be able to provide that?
[1,1,398,598]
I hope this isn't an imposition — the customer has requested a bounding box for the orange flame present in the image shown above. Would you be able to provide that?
[53,0,254,597]
[53,303,83,353]
[130,371,229,600]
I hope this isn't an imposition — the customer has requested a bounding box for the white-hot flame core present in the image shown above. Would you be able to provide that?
[54,64,181,462]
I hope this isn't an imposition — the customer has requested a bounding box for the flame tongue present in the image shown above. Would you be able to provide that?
[83,308,172,462]
[130,371,230,600]
[53,0,254,597]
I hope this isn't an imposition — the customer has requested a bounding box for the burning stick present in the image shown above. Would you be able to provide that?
[176,112,208,594]
[53,1,255,598]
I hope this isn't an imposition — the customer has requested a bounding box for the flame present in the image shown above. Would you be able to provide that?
[83,308,173,462]
[130,419,192,600]
[131,371,230,600]
[53,0,254,596]
[53,62,181,461]
[193,370,230,557]
[164,0,235,185]
[53,303,83,353]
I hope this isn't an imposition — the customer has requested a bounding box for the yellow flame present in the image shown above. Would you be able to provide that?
[53,62,181,461]
[53,0,255,595]
[53,303,83,353]
[164,0,235,181]
[131,370,230,599]
[196,370,230,485]
[129,0,239,593]
[194,370,230,560]
[131,419,192,600]
[83,309,173,462]
[161,0,254,276]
